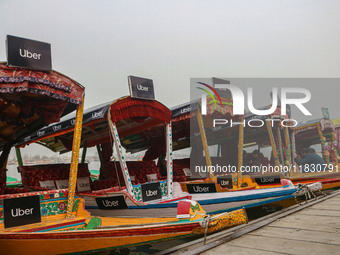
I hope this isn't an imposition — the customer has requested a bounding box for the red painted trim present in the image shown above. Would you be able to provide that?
[293,178,340,185]
[0,222,200,240]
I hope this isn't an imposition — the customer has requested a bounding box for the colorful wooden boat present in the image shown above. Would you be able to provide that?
[85,185,297,217]
[0,56,248,254]
[170,94,296,192]
[171,94,340,192]
[15,94,299,217]
[16,96,192,207]
[0,190,248,255]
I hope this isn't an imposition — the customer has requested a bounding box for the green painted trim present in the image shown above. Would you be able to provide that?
[15,147,23,166]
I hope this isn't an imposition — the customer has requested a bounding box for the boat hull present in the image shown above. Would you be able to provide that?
[0,208,247,255]
[85,187,297,217]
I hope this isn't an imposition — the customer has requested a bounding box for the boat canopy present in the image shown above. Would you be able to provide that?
[171,97,241,149]
[171,100,294,178]
[17,96,171,153]
[294,118,336,151]
[0,63,85,152]
[17,101,111,152]
[295,118,335,135]
[171,97,235,122]
[171,100,290,150]
[110,96,171,124]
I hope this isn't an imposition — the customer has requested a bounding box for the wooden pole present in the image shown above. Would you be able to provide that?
[15,147,23,166]
[266,120,280,167]
[277,126,284,165]
[96,145,104,165]
[331,131,339,164]
[166,122,173,198]
[317,123,329,164]
[81,144,87,164]
[108,113,134,198]
[66,99,84,218]
[284,127,292,165]
[290,130,297,177]
[317,123,324,149]
[0,151,9,169]
[196,107,213,180]
[237,120,244,188]
[0,143,12,169]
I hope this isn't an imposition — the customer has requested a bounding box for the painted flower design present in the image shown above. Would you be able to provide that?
[41,207,48,216]
[58,202,66,211]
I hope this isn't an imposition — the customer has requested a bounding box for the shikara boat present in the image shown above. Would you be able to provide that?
[171,87,340,193]
[15,82,298,218]
[0,190,248,255]
[0,60,248,254]
[16,96,192,209]
[170,94,295,192]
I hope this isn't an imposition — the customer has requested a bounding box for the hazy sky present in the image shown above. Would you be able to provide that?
[2,0,340,159]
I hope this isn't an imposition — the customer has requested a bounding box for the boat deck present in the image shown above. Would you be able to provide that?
[159,189,340,255]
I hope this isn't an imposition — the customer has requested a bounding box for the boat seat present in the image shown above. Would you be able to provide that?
[102,161,162,185]
[18,163,91,191]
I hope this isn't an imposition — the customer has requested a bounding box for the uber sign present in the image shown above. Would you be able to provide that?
[187,183,217,194]
[254,175,281,185]
[95,195,128,210]
[3,195,41,228]
[141,182,162,202]
[6,35,52,71]
[128,75,155,100]
[217,175,233,189]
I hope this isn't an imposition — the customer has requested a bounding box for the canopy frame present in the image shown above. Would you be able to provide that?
[107,97,173,201]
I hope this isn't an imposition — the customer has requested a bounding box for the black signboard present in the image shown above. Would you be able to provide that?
[217,175,233,189]
[254,175,281,185]
[3,195,41,228]
[171,103,191,119]
[187,183,217,194]
[171,101,198,119]
[128,76,155,100]
[6,35,52,71]
[141,182,162,202]
[95,195,128,210]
